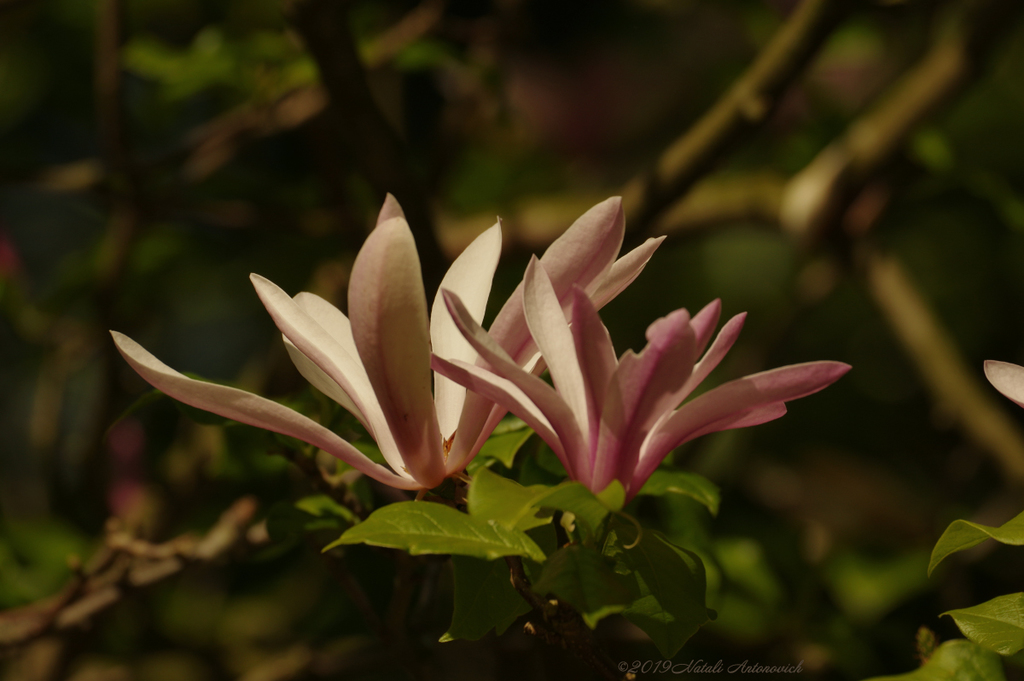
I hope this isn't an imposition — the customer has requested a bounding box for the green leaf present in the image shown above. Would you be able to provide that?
[537,482,619,542]
[325,501,546,561]
[862,639,1005,681]
[468,468,550,531]
[531,544,632,629]
[605,518,711,658]
[636,470,721,517]
[944,593,1024,656]
[441,556,530,642]
[294,495,359,526]
[929,509,1024,576]
[467,422,533,474]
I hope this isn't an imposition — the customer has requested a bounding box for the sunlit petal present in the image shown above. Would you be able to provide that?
[349,217,445,487]
[985,360,1024,409]
[587,236,665,311]
[430,222,502,439]
[111,332,419,488]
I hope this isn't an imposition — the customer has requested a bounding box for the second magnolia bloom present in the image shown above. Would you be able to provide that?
[112,195,663,490]
[433,257,850,499]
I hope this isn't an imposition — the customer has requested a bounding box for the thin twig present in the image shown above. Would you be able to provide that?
[504,557,630,681]
[285,0,447,294]
[0,497,260,650]
[781,0,1024,243]
[623,0,857,235]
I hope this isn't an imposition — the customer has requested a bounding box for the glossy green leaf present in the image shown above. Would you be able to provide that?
[862,639,1005,681]
[636,470,721,516]
[531,544,632,629]
[441,556,530,642]
[294,494,359,526]
[467,468,550,531]
[929,509,1024,576]
[467,419,533,473]
[325,501,546,561]
[537,482,619,542]
[604,518,712,657]
[944,593,1024,656]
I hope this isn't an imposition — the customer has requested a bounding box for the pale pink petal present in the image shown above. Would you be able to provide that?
[587,236,665,311]
[111,332,419,489]
[292,292,364,382]
[629,402,787,498]
[349,217,445,487]
[430,222,502,440]
[674,312,747,405]
[377,193,406,224]
[689,299,722,357]
[641,361,851,480]
[590,310,696,491]
[523,257,589,438]
[250,275,406,476]
[985,360,1024,409]
[442,289,589,479]
[283,339,364,422]
[430,355,572,472]
[571,287,617,445]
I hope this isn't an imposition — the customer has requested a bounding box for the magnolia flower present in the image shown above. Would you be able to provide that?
[433,257,851,499]
[111,196,662,490]
[984,360,1024,408]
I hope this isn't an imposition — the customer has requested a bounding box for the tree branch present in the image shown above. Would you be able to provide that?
[781,0,1024,243]
[0,497,261,650]
[623,0,856,234]
[285,0,446,294]
[504,556,631,681]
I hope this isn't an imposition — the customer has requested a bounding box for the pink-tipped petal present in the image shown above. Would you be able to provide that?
[430,222,502,440]
[590,309,696,491]
[349,217,445,487]
[629,402,787,498]
[689,299,722,357]
[985,360,1024,409]
[643,361,851,471]
[442,289,589,479]
[111,332,420,489]
[250,275,406,474]
[523,258,589,438]
[571,287,617,445]
[431,355,573,472]
[377,193,406,224]
[587,236,665,311]
[674,312,747,405]
[283,339,365,422]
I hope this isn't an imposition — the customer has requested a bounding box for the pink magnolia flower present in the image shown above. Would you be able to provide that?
[112,196,662,491]
[433,257,851,499]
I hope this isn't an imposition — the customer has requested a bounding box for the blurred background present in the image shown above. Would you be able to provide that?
[3,0,1024,678]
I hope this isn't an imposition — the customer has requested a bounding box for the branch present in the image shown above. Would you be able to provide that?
[623,0,856,234]
[864,252,1024,485]
[285,0,446,294]
[781,0,1024,242]
[0,497,261,650]
[504,557,631,681]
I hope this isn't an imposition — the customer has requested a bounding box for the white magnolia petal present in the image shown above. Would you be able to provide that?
[283,339,366,423]
[430,222,502,439]
[587,236,665,310]
[431,356,567,469]
[523,258,590,439]
[250,274,405,473]
[570,287,617,444]
[442,289,589,479]
[349,217,445,487]
[292,292,365,383]
[985,360,1024,409]
[111,332,419,488]
[377,193,406,224]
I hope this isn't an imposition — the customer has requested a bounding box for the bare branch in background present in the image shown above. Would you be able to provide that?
[622,0,857,235]
[285,0,447,293]
[0,497,261,651]
[781,0,1024,242]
